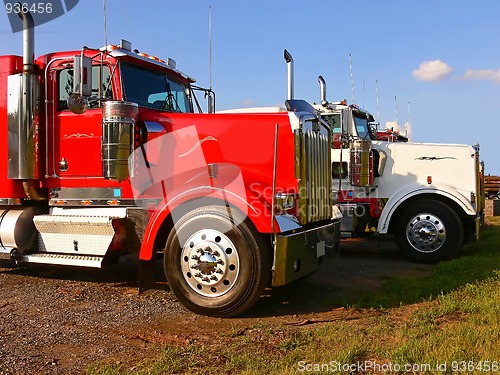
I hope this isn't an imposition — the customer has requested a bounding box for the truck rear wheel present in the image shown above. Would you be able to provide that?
[394,199,463,264]
[164,205,271,317]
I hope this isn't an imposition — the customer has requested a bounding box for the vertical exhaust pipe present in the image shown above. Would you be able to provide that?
[284,49,294,100]
[9,10,40,185]
[318,75,328,107]
[18,11,35,73]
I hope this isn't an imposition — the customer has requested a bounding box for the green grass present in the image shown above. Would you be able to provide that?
[334,219,500,309]
[88,220,500,374]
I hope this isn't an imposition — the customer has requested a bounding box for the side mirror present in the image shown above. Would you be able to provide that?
[73,54,92,96]
[68,54,92,114]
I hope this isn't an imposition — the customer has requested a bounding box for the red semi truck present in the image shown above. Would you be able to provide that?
[0,11,340,316]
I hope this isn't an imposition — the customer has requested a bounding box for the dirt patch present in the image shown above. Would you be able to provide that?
[0,236,433,374]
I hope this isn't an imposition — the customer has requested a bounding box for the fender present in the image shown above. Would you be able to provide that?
[138,184,275,261]
[377,182,476,234]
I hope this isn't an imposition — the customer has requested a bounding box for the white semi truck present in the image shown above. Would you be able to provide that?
[315,76,484,263]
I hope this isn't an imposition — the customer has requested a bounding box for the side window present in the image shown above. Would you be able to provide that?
[58,65,113,111]
[333,161,348,179]
[323,114,342,134]
[58,68,73,111]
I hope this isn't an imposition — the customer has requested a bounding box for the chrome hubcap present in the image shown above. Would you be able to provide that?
[406,213,446,253]
[181,229,240,297]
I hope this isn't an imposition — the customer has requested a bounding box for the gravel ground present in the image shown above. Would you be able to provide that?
[0,236,431,374]
[0,255,190,374]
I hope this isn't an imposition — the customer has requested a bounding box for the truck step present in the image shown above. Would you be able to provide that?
[20,253,104,268]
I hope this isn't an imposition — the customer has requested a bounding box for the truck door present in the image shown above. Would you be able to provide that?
[52,64,113,178]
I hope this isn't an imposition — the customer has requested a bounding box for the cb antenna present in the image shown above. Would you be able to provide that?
[207,5,214,112]
[209,5,213,91]
[395,96,399,127]
[407,101,411,138]
[376,80,380,127]
[103,0,107,48]
[349,53,355,103]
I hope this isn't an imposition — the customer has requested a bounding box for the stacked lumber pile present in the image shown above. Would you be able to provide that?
[485,175,500,216]
[485,175,500,198]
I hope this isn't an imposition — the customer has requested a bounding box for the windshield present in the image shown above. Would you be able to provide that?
[120,62,193,113]
[353,115,371,139]
[352,107,376,140]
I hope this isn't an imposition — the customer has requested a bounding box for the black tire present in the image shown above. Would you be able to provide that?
[394,199,463,264]
[164,205,271,317]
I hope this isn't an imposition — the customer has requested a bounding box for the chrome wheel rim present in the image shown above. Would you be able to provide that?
[180,229,240,297]
[406,213,446,253]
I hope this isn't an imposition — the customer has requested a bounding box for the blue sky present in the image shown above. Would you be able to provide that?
[2,0,500,175]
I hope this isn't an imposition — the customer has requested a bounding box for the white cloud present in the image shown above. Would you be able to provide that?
[242,99,257,107]
[412,60,453,82]
[412,61,500,84]
[462,69,500,83]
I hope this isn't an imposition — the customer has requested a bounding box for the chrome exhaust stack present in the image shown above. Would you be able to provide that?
[8,10,39,180]
[318,75,328,107]
[284,49,294,100]
[19,11,35,73]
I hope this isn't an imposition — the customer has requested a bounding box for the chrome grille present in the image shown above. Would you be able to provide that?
[296,129,332,223]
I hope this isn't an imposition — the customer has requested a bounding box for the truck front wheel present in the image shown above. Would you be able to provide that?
[164,205,271,317]
[394,199,463,264]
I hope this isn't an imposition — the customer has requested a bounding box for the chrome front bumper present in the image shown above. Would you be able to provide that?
[271,219,340,287]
